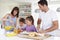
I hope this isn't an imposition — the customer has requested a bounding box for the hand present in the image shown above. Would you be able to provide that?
[21,30,24,32]
[37,25,40,32]
[18,28,23,32]
[38,30,46,34]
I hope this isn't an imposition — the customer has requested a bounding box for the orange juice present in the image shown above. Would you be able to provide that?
[14,29,21,34]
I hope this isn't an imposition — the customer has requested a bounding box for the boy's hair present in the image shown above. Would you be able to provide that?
[26,15,34,25]
[19,18,25,23]
[38,0,48,6]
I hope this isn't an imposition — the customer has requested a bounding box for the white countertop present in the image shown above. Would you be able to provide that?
[0,24,60,40]
[0,32,54,40]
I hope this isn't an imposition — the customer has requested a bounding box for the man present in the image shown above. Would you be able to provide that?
[37,0,58,33]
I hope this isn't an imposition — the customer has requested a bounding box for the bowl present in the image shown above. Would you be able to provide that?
[4,26,14,31]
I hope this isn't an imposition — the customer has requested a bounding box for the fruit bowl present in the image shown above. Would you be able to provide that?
[4,26,14,31]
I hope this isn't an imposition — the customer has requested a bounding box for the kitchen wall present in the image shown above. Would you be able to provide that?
[0,1,19,18]
[0,0,60,29]
[0,0,39,27]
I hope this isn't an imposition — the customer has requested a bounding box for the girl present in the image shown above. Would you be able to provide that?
[22,15,37,32]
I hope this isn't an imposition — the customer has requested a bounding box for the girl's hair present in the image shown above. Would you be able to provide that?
[11,7,19,18]
[26,15,34,25]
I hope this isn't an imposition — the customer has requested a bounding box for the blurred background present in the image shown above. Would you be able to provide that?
[0,0,60,29]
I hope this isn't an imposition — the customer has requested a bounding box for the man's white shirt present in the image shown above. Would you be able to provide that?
[38,9,58,30]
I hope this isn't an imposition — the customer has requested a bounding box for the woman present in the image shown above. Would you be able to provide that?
[2,7,19,28]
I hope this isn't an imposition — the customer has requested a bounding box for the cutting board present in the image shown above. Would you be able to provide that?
[17,34,52,40]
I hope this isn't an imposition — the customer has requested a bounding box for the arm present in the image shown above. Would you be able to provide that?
[33,26,37,32]
[37,18,41,31]
[45,12,58,33]
[21,26,26,31]
[16,17,19,27]
[2,14,9,21]
[1,14,9,27]
[39,20,58,33]
[44,20,58,33]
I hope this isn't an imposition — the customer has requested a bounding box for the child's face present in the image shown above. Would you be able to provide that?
[26,20,32,26]
[20,22,24,26]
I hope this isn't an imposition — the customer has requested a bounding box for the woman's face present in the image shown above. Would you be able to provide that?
[13,10,18,16]
[25,20,32,26]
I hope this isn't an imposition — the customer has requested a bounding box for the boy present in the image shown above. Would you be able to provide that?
[18,18,26,29]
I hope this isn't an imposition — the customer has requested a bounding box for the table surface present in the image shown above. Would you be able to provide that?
[0,24,60,40]
[0,33,54,40]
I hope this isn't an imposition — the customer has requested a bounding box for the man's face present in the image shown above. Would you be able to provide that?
[38,4,45,12]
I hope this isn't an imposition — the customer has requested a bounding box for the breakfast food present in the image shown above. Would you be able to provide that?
[4,26,13,30]
[14,29,21,34]
[29,32,38,37]
[6,32,17,37]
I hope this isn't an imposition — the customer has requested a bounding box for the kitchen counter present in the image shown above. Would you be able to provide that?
[0,31,54,40]
[0,24,60,40]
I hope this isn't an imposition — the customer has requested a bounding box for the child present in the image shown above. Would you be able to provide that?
[18,18,26,29]
[15,18,26,33]
[22,15,37,32]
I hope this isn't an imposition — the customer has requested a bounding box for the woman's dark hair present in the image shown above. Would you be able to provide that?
[19,18,25,23]
[11,7,19,18]
[26,15,34,25]
[38,0,48,6]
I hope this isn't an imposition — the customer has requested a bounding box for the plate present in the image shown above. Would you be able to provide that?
[20,31,30,35]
